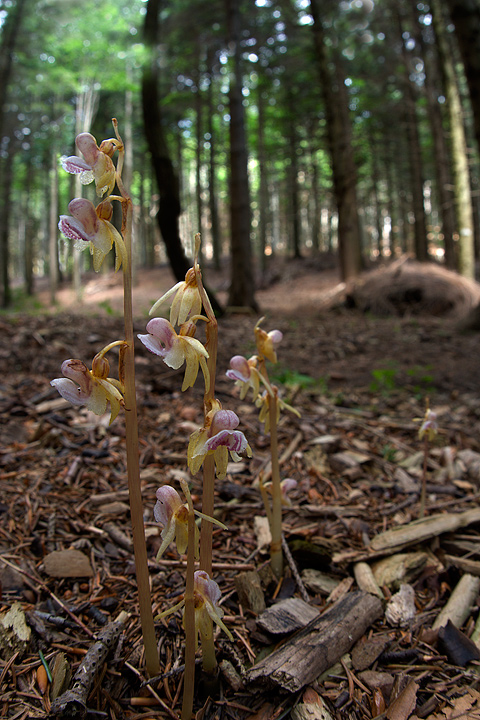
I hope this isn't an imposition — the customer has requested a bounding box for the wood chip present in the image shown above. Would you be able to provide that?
[43,549,93,578]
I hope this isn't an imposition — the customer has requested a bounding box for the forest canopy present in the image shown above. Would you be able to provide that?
[0,0,479,309]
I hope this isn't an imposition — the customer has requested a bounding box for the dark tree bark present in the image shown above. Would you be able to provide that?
[141,0,190,280]
[396,8,429,262]
[0,154,13,307]
[446,0,480,153]
[309,0,363,281]
[257,83,269,273]
[206,53,221,271]
[225,0,258,310]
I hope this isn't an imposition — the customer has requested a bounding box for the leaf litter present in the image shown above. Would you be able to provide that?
[1,262,480,719]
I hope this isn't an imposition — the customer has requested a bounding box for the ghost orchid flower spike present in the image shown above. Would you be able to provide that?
[149,267,203,327]
[156,570,233,648]
[418,408,438,442]
[50,341,125,425]
[138,318,209,392]
[59,198,127,272]
[226,355,261,401]
[254,318,283,364]
[188,405,252,479]
[61,132,117,197]
[154,485,198,560]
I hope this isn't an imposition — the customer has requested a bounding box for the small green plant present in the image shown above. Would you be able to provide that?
[406,365,436,397]
[370,365,398,394]
[272,367,321,390]
[98,299,116,316]
[381,444,398,463]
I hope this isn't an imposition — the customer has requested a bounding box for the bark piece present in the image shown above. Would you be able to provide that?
[0,602,31,660]
[385,584,416,627]
[358,670,394,701]
[370,508,480,554]
[372,552,428,589]
[352,635,389,671]
[43,549,93,578]
[301,569,340,596]
[235,570,266,614]
[438,620,480,667]
[354,562,385,599]
[50,611,128,719]
[433,572,480,630]
[247,591,383,692]
[291,688,335,720]
[257,598,319,635]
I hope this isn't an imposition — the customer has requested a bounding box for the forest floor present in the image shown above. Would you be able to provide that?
[2,257,480,720]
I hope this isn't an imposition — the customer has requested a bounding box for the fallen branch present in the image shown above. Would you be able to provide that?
[247,591,383,692]
[50,611,129,719]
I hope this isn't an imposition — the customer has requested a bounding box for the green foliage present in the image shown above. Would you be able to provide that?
[271,366,327,392]
[0,288,45,315]
[369,365,398,395]
[406,365,436,397]
[381,443,397,463]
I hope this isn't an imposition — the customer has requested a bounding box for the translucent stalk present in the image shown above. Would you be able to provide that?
[181,503,196,720]
[114,119,159,677]
[268,389,283,578]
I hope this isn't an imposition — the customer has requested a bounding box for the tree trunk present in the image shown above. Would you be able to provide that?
[309,0,363,281]
[446,0,480,154]
[414,14,456,268]
[257,83,269,273]
[396,9,429,262]
[431,0,475,279]
[206,56,221,271]
[49,146,59,305]
[0,156,13,307]
[225,0,257,309]
[142,0,190,280]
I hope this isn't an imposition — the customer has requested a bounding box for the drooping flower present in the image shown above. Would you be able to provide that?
[149,266,203,327]
[61,132,117,197]
[226,355,261,401]
[254,319,283,364]
[58,198,127,272]
[188,403,252,479]
[418,408,438,442]
[156,570,233,648]
[154,485,199,560]
[138,318,209,392]
[50,349,125,425]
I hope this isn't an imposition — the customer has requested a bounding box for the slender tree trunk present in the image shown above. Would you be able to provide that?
[0,156,13,307]
[225,0,257,309]
[309,0,362,280]
[206,58,221,271]
[396,9,429,262]
[142,0,190,280]
[445,0,480,154]
[195,66,204,257]
[257,84,269,272]
[49,146,59,305]
[431,0,475,278]
[287,110,301,259]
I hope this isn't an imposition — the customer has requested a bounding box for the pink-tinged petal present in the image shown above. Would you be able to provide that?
[50,378,88,406]
[206,429,248,454]
[268,330,283,345]
[145,318,177,350]
[61,155,92,174]
[210,409,239,435]
[76,132,100,166]
[60,359,92,396]
[154,486,183,526]
[195,570,221,605]
[227,356,250,382]
[68,198,98,235]
[58,215,92,243]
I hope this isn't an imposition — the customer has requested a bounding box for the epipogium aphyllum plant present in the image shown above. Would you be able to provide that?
[226,320,300,578]
[52,122,160,678]
[138,235,250,717]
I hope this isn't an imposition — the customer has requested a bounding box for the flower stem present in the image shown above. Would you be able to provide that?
[268,389,283,579]
[181,504,196,720]
[115,120,159,677]
[194,235,218,672]
[419,436,428,519]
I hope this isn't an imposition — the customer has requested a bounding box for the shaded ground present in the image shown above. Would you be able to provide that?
[1,259,480,719]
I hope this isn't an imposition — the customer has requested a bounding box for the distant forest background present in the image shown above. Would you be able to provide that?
[0,0,479,311]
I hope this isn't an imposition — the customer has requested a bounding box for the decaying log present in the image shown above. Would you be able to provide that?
[247,591,383,692]
[369,508,480,554]
[50,611,128,719]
